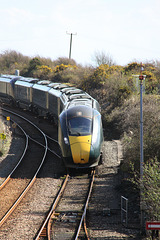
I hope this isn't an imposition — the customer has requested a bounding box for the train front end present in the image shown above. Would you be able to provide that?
[59,105,103,168]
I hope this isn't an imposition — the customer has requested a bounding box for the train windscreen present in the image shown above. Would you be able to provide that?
[67,117,92,136]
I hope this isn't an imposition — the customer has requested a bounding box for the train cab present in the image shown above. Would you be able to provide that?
[59,105,103,168]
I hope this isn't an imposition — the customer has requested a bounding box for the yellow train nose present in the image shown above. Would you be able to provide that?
[69,135,91,164]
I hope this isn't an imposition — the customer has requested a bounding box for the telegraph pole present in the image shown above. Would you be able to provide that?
[66,32,77,59]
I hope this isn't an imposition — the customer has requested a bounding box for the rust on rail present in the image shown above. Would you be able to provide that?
[35,174,69,240]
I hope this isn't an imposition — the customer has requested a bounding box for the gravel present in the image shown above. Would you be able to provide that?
[88,140,141,239]
[0,113,142,239]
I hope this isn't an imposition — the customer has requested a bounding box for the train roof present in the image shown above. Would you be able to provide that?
[48,88,62,97]
[67,97,100,111]
[0,76,20,84]
[37,80,51,85]
[67,99,93,107]
[0,74,20,79]
[0,77,13,83]
[68,93,91,100]
[15,80,34,87]
[60,87,77,93]
[32,83,51,92]
[48,82,61,87]
[0,75,21,83]
[59,87,84,95]
[60,105,93,119]
[53,84,69,90]
[18,77,39,83]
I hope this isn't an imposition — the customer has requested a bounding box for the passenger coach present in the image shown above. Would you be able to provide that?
[0,73,104,169]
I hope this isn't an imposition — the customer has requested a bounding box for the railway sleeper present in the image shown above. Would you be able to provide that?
[51,211,83,223]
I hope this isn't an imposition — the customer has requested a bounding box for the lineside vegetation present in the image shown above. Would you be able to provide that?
[1,50,160,221]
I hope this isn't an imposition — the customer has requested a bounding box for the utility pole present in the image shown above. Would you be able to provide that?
[66,32,77,59]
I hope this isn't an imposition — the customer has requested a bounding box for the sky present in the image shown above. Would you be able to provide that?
[0,0,160,66]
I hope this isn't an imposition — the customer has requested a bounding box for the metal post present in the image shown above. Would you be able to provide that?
[132,71,146,234]
[139,65,146,235]
[121,196,128,227]
[140,78,143,182]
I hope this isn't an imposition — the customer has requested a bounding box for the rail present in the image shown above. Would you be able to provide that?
[0,108,48,227]
[36,170,95,240]
[35,174,69,239]
[74,169,95,240]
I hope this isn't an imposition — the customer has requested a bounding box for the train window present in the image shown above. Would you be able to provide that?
[67,117,92,136]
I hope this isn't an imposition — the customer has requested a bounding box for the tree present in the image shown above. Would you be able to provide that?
[92,51,116,67]
[0,50,30,73]
[23,57,42,77]
[53,57,77,66]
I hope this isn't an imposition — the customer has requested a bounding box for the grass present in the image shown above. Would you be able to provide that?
[0,121,12,158]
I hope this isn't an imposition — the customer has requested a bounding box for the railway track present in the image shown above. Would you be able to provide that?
[0,105,140,239]
[0,106,66,239]
[36,170,95,240]
[0,107,95,239]
[0,108,48,227]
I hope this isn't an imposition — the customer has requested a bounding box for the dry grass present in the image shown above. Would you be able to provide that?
[0,119,12,158]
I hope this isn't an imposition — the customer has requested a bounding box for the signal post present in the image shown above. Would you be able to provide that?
[133,66,146,235]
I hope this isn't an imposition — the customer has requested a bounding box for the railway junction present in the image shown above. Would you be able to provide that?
[0,106,142,239]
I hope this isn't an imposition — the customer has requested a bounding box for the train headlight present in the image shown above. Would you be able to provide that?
[92,112,101,145]
[64,137,69,145]
[92,126,98,144]
[92,118,98,144]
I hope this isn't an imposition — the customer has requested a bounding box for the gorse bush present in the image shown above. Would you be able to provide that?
[143,70,158,93]
[108,95,160,172]
[53,64,77,73]
[124,62,142,74]
[1,50,160,220]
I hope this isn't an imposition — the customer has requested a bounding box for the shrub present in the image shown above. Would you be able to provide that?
[142,70,158,94]
[80,64,124,94]
[109,95,160,172]
[0,50,30,74]
[124,62,142,74]
[35,65,53,79]
[23,57,42,77]
[142,158,160,220]
[53,57,77,66]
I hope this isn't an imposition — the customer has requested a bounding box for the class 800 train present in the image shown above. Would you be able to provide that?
[0,74,104,169]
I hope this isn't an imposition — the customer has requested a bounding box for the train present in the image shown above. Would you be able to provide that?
[0,73,104,169]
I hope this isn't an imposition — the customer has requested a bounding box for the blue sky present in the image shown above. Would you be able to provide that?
[0,0,160,66]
